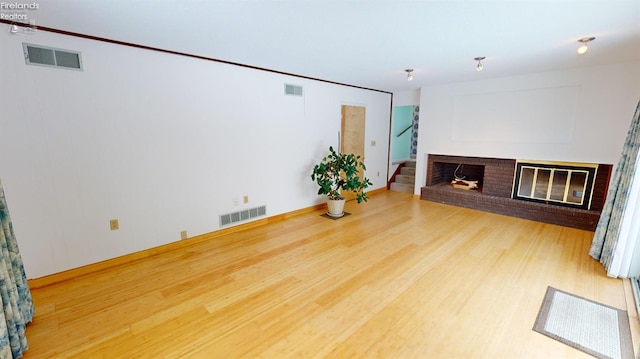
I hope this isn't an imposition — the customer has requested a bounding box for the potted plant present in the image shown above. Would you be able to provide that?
[311,146,373,217]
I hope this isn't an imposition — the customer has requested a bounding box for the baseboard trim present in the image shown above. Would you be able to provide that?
[28,203,325,289]
[28,190,388,289]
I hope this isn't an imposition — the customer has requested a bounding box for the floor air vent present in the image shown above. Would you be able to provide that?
[220,205,266,227]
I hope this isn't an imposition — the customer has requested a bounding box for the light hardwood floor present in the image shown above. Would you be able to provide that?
[24,191,639,358]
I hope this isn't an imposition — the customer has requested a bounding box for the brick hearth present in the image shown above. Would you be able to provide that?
[420,154,612,231]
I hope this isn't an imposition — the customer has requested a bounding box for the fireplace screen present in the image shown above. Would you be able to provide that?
[512,161,598,210]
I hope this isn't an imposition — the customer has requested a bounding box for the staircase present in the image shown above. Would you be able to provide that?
[390,160,416,194]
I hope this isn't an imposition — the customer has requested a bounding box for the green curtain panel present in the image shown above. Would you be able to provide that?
[590,99,640,275]
[0,180,34,358]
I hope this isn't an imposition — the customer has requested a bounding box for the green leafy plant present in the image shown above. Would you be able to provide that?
[311,146,373,203]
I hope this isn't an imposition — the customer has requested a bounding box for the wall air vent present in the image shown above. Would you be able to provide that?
[22,43,83,70]
[284,84,303,96]
[219,205,267,227]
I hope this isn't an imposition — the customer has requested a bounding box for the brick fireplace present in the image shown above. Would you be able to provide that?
[420,154,612,231]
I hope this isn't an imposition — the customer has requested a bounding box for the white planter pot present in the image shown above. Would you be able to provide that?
[326,198,346,217]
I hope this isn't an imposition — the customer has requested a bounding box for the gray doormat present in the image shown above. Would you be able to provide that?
[533,286,634,359]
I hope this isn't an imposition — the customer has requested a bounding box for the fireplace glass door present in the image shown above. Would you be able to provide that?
[513,161,597,210]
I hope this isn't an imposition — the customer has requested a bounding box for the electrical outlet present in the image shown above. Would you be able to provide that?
[109,219,119,231]
[243,195,249,204]
[180,230,188,240]
[233,198,239,206]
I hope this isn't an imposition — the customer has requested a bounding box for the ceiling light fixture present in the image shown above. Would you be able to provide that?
[474,57,485,72]
[405,69,414,81]
[577,37,595,55]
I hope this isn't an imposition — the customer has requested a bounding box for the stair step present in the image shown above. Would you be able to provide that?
[400,167,416,176]
[395,174,415,184]
[390,182,414,194]
[404,160,416,168]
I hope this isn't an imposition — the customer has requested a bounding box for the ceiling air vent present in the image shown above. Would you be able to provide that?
[22,43,83,70]
[284,84,303,97]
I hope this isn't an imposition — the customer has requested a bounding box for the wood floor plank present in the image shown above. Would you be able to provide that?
[23,191,638,358]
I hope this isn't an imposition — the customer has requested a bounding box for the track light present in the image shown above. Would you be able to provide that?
[405,69,414,81]
[577,37,595,55]
[474,57,485,72]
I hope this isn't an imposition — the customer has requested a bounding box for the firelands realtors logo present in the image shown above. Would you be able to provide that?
[1,2,39,21]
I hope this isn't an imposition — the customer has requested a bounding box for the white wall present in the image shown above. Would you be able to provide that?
[415,62,640,194]
[393,89,421,107]
[0,31,391,279]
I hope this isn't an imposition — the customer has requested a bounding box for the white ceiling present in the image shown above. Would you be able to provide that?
[19,0,640,92]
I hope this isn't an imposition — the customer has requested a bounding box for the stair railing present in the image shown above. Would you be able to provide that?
[396,124,412,138]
